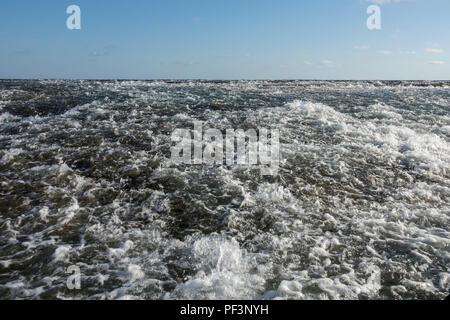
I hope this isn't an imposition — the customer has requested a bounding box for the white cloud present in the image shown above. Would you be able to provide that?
[90,51,108,57]
[425,48,444,54]
[400,50,416,55]
[320,60,342,68]
[354,45,369,50]
[378,50,393,55]
[303,60,340,67]
[367,0,409,4]
[429,61,445,65]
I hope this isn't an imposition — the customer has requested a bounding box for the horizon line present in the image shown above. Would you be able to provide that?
[1,78,450,82]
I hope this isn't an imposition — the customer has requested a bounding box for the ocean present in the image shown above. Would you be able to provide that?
[0,79,449,299]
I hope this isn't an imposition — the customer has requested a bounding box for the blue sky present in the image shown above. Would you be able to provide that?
[0,0,449,79]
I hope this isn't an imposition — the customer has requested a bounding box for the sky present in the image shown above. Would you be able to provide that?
[0,0,449,80]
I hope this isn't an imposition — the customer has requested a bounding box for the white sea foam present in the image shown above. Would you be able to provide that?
[1,80,448,300]
[1,148,24,163]
[0,112,19,124]
[168,235,266,300]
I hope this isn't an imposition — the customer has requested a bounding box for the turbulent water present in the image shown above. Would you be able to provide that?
[0,79,449,300]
